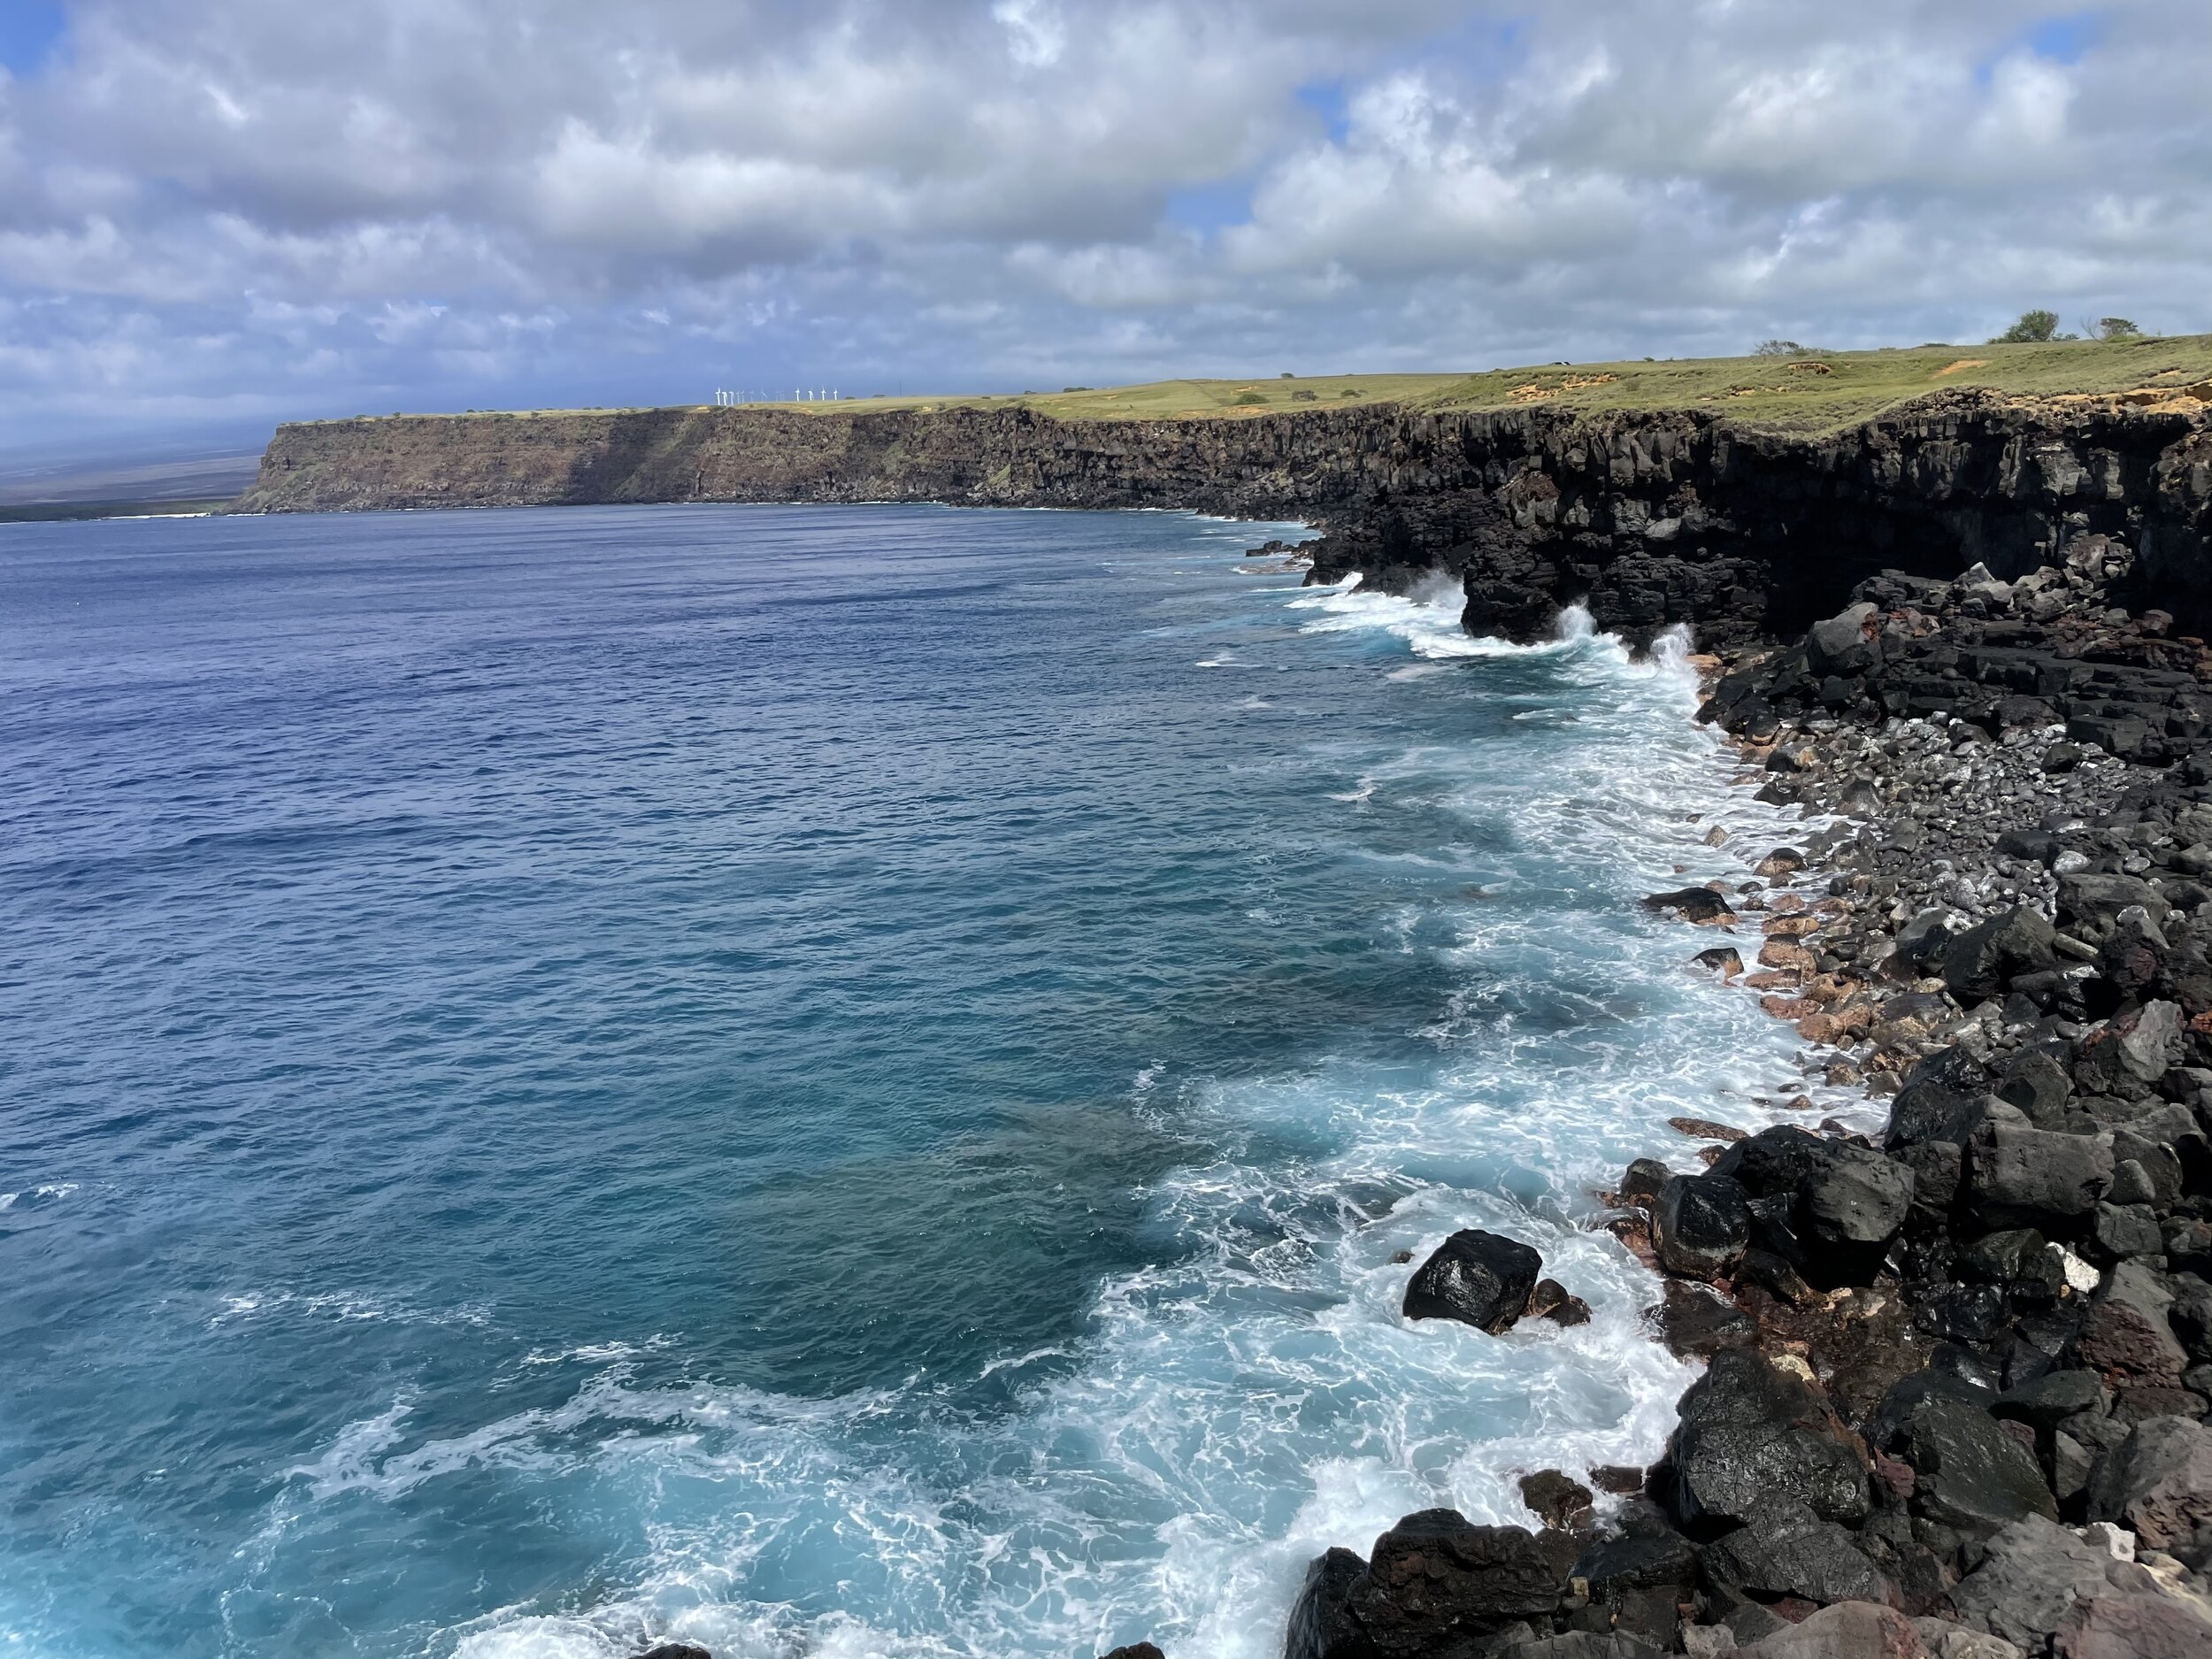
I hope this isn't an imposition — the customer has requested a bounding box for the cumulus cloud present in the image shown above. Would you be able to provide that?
[0,0,2206,448]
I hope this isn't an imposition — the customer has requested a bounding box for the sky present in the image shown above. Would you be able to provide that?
[0,0,2207,457]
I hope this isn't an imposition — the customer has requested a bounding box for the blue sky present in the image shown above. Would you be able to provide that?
[0,0,2204,460]
[0,2,65,75]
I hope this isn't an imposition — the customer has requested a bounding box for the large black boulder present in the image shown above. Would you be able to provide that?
[1793,1142,1915,1287]
[1965,1106,2114,1232]
[1709,1126,1830,1198]
[1286,1548,1372,1659]
[1663,1350,1871,1535]
[1286,1511,1578,1659]
[1712,1129,1911,1286]
[1894,1392,2058,1535]
[1995,1049,2073,1123]
[1993,1366,2106,1434]
[1939,905,2059,1002]
[1653,1174,1750,1279]
[1696,1495,1890,1607]
[1884,1081,1999,1154]
[1569,1528,1699,1643]
[1805,603,1880,676]
[1402,1231,1543,1333]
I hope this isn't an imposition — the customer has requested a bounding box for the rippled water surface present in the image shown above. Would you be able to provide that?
[0,504,1822,1658]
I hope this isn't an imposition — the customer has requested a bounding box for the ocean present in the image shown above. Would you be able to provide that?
[0,503,1823,1658]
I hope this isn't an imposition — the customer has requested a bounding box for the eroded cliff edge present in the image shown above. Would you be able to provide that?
[237,390,2212,646]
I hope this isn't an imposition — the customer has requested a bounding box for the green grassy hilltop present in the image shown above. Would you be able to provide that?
[895,334,2212,433]
[314,334,2212,439]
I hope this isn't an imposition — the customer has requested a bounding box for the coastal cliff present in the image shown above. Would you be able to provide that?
[236,389,2212,649]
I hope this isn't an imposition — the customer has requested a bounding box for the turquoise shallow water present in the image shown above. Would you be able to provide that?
[0,503,1825,1658]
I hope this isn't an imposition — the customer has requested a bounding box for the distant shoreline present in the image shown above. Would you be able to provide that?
[0,496,233,525]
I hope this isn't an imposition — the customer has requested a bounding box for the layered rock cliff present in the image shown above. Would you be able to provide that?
[236,391,2212,649]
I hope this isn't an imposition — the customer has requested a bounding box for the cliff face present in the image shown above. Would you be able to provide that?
[236,393,2212,648]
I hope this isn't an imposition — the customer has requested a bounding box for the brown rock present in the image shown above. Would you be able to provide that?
[1871,1449,1916,1502]
[1517,1470,1594,1532]
[1588,1464,1645,1496]
[1760,940,1819,972]
[1650,1279,1759,1358]
[1739,1601,1926,1658]
[2052,1594,2212,1659]
[1608,1213,1659,1270]
[1670,1118,1749,1143]
[2078,1302,2190,1389]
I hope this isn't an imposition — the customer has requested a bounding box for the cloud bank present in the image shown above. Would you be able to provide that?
[1,1,2206,447]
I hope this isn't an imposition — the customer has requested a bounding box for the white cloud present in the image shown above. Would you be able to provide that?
[0,0,2205,448]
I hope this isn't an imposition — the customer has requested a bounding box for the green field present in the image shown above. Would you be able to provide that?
[317,333,2212,437]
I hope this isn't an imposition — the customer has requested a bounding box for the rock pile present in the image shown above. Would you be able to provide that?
[1282,537,2212,1658]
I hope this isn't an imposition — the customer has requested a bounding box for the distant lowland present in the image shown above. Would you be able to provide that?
[0,445,262,522]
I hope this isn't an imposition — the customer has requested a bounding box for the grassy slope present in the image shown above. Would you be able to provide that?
[296,334,2212,438]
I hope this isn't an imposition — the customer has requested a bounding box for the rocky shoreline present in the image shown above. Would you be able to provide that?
[1275,538,2212,1659]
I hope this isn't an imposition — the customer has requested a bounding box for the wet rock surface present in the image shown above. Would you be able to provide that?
[1404,1229,1548,1333]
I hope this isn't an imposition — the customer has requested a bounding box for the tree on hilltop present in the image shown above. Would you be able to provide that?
[1993,309,2063,342]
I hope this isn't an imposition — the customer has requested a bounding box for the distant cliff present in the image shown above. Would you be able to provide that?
[235,392,2212,647]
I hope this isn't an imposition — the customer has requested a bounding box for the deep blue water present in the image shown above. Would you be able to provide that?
[0,504,1824,1659]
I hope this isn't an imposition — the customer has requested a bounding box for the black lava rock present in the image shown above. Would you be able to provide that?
[1641,887,1736,924]
[1654,1174,1751,1279]
[1696,1494,1890,1607]
[1288,1511,1578,1659]
[1663,1350,1871,1534]
[1896,1393,2059,1535]
[1402,1230,1543,1333]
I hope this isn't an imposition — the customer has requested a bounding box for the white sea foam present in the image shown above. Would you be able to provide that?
[290,568,1847,1659]
[0,1182,79,1212]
